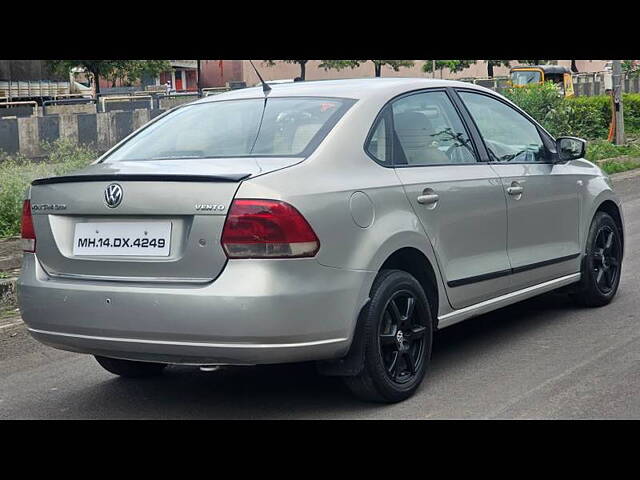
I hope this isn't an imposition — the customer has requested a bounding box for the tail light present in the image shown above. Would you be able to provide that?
[221,199,319,258]
[21,200,36,253]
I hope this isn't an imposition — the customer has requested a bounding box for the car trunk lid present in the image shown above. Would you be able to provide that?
[29,157,301,283]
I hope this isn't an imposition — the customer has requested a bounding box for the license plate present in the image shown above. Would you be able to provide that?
[73,222,172,256]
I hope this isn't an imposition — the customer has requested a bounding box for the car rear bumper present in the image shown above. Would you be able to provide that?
[18,254,375,365]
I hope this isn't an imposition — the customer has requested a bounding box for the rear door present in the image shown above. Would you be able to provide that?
[381,89,511,309]
[454,89,582,290]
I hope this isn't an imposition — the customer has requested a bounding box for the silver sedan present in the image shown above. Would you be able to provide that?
[18,78,624,403]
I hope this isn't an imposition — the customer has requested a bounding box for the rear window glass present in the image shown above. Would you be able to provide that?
[103,97,353,162]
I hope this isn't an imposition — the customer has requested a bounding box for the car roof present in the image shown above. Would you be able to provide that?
[511,65,570,74]
[194,77,496,104]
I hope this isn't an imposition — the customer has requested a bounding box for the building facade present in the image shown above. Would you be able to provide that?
[91,59,614,92]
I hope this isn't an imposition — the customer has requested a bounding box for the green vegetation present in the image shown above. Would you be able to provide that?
[422,60,476,76]
[586,138,640,161]
[585,139,640,175]
[0,140,96,237]
[502,82,640,139]
[503,83,640,176]
[599,158,640,174]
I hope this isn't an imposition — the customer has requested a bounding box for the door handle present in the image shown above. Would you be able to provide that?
[507,181,524,196]
[417,193,439,205]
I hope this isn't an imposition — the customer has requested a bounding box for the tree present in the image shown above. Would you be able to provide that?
[264,60,309,80]
[319,60,414,77]
[48,60,171,95]
[422,60,475,78]
[517,60,550,65]
[622,60,640,77]
[570,60,579,73]
[485,60,510,78]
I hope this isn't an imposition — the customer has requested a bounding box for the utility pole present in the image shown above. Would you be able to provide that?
[197,59,201,95]
[432,60,436,79]
[612,60,625,145]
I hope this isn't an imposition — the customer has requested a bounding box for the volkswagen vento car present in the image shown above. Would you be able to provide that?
[17,78,624,403]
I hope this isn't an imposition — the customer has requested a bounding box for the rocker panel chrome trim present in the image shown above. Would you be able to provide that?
[437,273,581,329]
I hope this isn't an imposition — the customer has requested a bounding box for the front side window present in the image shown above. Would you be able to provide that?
[458,91,547,163]
[390,91,477,166]
[103,97,352,162]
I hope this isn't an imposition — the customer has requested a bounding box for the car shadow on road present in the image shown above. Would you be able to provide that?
[68,291,581,419]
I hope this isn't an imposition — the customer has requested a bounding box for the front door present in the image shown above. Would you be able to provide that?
[456,90,582,291]
[174,72,183,91]
[383,90,511,309]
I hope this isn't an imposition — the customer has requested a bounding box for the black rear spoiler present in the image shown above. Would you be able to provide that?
[31,173,251,186]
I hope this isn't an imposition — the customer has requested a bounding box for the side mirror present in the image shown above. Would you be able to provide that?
[556,136,586,162]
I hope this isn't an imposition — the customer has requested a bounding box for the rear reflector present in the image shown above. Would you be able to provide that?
[21,200,36,253]
[221,199,320,258]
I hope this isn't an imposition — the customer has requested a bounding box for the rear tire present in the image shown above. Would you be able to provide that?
[572,211,623,307]
[343,269,433,403]
[94,356,167,378]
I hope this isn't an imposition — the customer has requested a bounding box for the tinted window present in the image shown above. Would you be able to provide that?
[104,97,351,162]
[390,91,477,166]
[458,91,547,163]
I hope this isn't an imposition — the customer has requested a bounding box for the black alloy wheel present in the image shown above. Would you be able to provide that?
[591,225,621,295]
[378,291,427,384]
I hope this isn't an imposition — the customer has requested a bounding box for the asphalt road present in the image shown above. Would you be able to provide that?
[2,171,640,419]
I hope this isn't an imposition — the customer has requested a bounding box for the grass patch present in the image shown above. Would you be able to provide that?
[585,138,640,162]
[599,158,640,174]
[0,140,96,238]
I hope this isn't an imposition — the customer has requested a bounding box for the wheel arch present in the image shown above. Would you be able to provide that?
[317,244,445,377]
[317,236,450,376]
[378,247,440,327]
[595,199,624,256]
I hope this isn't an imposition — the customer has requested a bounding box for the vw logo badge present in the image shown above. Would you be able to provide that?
[104,183,123,208]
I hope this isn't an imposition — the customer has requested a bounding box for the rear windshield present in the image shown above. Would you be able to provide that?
[103,97,354,162]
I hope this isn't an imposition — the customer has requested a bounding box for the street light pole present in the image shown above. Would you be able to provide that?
[612,60,625,145]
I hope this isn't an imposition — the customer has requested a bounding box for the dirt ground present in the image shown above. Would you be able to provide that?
[0,237,21,266]
[0,237,21,321]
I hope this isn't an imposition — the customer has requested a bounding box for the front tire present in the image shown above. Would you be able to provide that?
[343,269,433,403]
[573,211,623,307]
[94,356,167,378]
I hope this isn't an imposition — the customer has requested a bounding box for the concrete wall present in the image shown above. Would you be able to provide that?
[0,109,165,158]
[43,103,97,115]
[158,95,199,109]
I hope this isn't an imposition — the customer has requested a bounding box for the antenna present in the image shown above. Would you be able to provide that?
[249,60,271,94]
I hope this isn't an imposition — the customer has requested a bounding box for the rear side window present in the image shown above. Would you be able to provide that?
[103,97,353,162]
[365,91,477,167]
[391,91,477,166]
[365,115,390,164]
